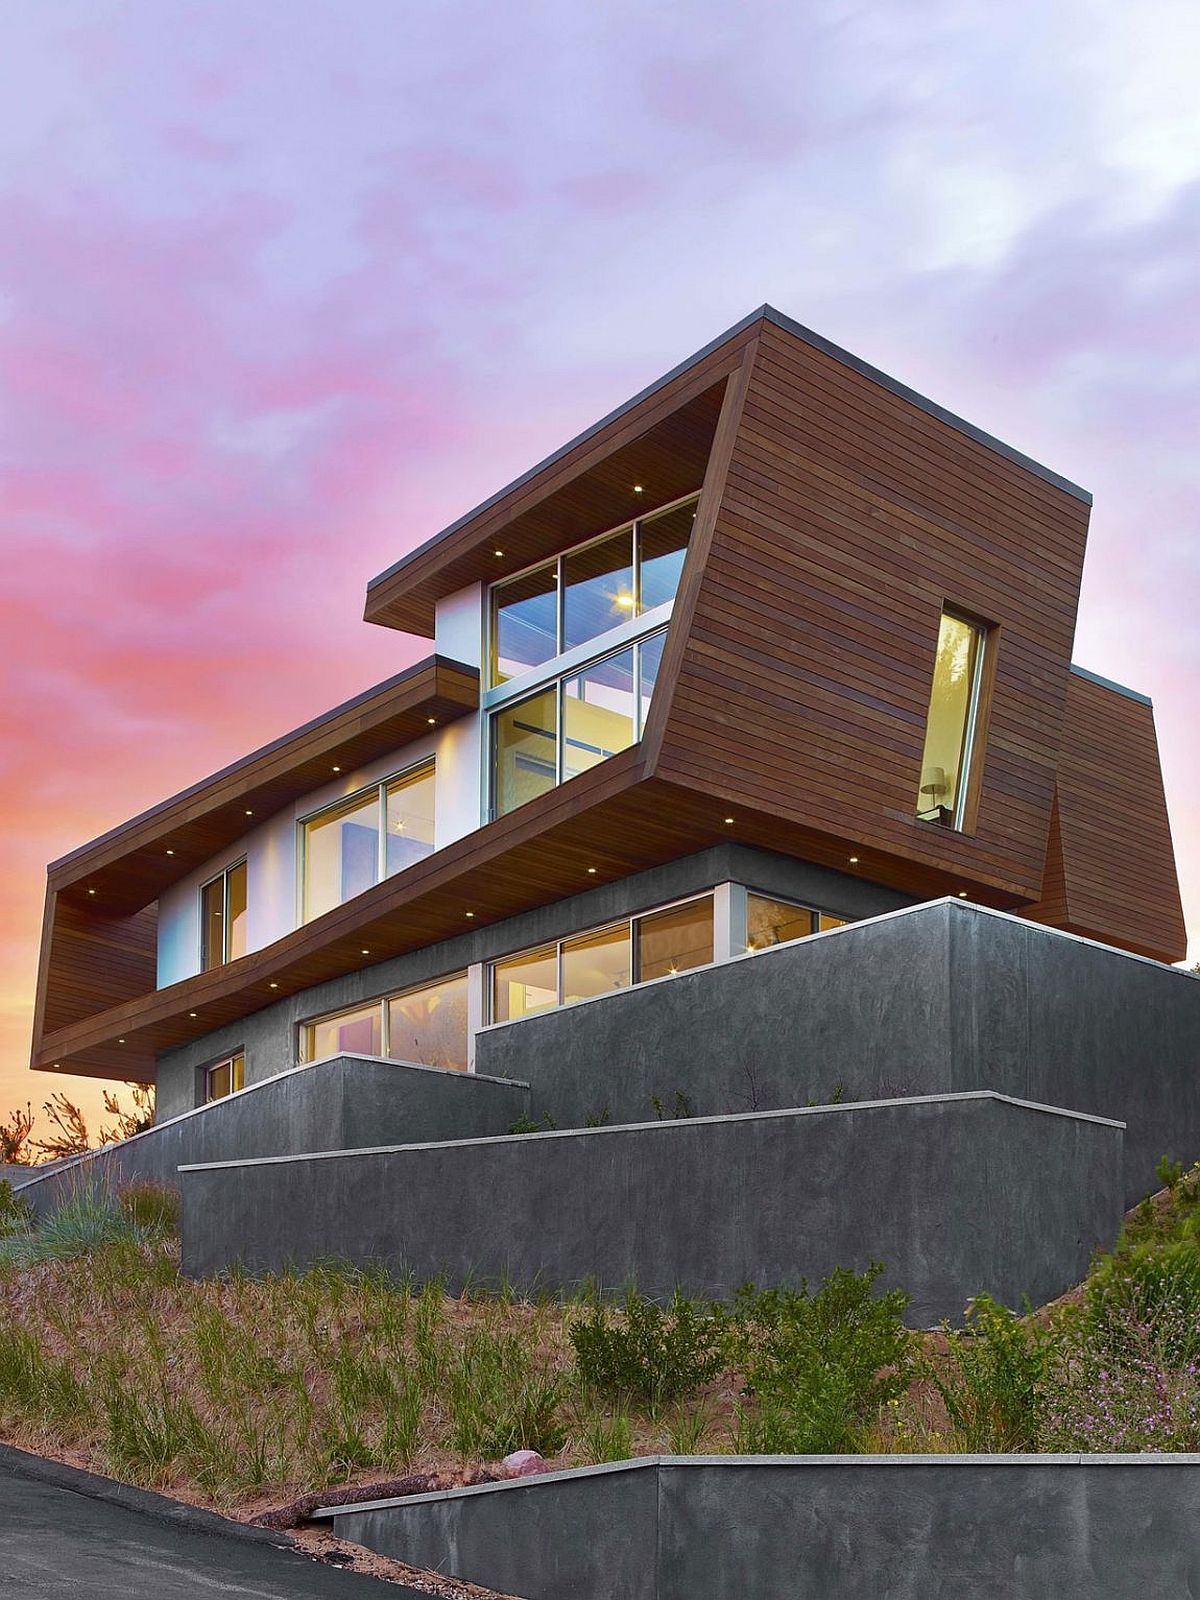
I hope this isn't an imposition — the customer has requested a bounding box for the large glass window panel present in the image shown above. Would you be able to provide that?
[226,861,248,962]
[385,764,436,876]
[746,894,816,951]
[200,875,225,971]
[303,789,381,922]
[638,500,693,612]
[637,631,666,734]
[562,528,634,653]
[491,562,559,685]
[562,924,631,1006]
[492,688,558,818]
[492,945,558,1023]
[562,648,635,783]
[634,896,714,983]
[301,1002,383,1062]
[916,612,986,827]
[387,974,469,1072]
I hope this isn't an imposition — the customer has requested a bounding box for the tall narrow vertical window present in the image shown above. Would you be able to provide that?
[916,611,987,829]
[200,860,248,970]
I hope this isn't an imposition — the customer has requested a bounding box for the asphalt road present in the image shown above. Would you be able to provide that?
[0,1466,424,1598]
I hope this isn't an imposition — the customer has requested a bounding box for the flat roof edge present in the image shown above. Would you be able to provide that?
[1070,663,1153,706]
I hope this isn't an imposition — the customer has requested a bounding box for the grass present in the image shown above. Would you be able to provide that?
[2,1165,1200,1515]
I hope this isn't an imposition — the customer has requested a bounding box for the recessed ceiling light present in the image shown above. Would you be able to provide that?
[361,948,370,955]
[959,890,969,898]
[633,485,643,494]
[849,856,859,865]
[166,849,174,856]
[88,888,96,895]
[465,911,475,919]
[245,809,253,816]
[332,765,341,773]
[494,549,504,557]
[587,867,597,874]
[427,717,437,725]
[53,1063,60,1069]
[724,816,735,825]
[189,1012,197,1018]
[118,1038,125,1044]
[269,982,278,989]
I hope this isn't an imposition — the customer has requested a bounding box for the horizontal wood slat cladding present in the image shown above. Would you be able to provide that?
[1022,675,1185,962]
[650,322,1092,902]
[30,658,480,1064]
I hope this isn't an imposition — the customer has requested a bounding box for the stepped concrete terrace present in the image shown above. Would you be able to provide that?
[178,1091,1123,1324]
[476,897,1200,1204]
[13,1055,529,1216]
[318,1453,1200,1600]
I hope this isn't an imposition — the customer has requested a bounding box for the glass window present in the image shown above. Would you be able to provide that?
[634,897,714,983]
[637,631,666,734]
[492,688,558,818]
[638,500,693,612]
[386,765,436,875]
[917,611,986,828]
[562,528,634,654]
[387,974,469,1072]
[562,648,636,783]
[490,562,559,685]
[746,894,816,951]
[201,860,248,970]
[206,1052,245,1103]
[303,789,380,922]
[562,924,631,1005]
[301,1002,383,1062]
[492,945,559,1023]
[818,913,846,933]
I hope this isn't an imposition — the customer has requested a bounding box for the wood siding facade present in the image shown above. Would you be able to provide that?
[29,308,1186,1081]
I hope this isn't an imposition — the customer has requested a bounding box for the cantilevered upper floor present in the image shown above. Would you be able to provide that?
[30,305,1186,1085]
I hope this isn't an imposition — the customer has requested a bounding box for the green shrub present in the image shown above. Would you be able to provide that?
[730,1265,912,1453]
[932,1295,1046,1451]
[448,1329,566,1458]
[0,1181,33,1239]
[1085,1239,1200,1366]
[570,1289,726,1412]
[1157,1155,1184,1192]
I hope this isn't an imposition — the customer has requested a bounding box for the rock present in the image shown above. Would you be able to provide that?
[501,1450,548,1478]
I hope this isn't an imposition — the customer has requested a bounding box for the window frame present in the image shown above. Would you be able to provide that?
[484,489,699,693]
[203,1050,245,1104]
[199,858,247,971]
[915,608,990,832]
[485,890,716,1024]
[297,970,470,1070]
[297,757,436,925]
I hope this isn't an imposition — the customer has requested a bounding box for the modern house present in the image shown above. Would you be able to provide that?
[23,305,1196,1315]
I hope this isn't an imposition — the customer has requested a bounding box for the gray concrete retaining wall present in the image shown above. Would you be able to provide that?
[15,1056,529,1216]
[179,1092,1123,1323]
[154,844,909,1119]
[476,899,1200,1202]
[322,1454,1200,1600]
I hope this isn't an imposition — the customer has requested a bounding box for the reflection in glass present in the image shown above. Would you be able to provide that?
[637,631,666,734]
[746,894,815,951]
[916,612,985,827]
[387,974,469,1072]
[301,1002,383,1062]
[638,500,693,611]
[818,913,847,933]
[385,764,436,875]
[562,529,634,653]
[562,924,631,1005]
[490,561,559,685]
[226,861,248,962]
[492,945,558,1022]
[634,896,714,983]
[492,688,558,817]
[200,875,225,972]
[205,1052,245,1102]
[562,648,635,782]
[302,790,380,922]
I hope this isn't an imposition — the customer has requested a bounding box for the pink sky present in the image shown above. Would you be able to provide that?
[2,1,1197,1132]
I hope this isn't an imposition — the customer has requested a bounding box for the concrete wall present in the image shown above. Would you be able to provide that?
[156,845,908,1119]
[15,1056,528,1216]
[477,899,1200,1202]
[324,1454,1200,1600]
[179,1092,1123,1324]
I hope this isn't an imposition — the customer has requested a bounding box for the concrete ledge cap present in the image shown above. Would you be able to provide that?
[179,1089,1124,1174]
[317,1451,1200,1519]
